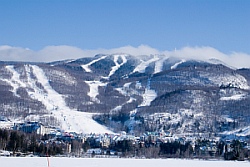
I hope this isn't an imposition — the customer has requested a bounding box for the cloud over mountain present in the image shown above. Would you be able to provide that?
[0,45,250,69]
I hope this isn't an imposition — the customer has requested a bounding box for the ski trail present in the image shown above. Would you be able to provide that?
[171,59,186,69]
[91,55,127,100]
[4,65,112,133]
[108,55,127,77]
[30,65,112,133]
[81,56,106,72]
[220,94,246,101]
[139,78,157,107]
[133,56,159,73]
[4,66,26,96]
[85,81,107,103]
[154,56,169,74]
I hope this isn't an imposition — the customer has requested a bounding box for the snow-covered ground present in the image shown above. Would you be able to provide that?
[139,78,157,107]
[31,66,112,134]
[0,157,249,167]
[220,94,246,101]
[85,81,107,103]
[81,56,107,72]
[154,55,168,74]
[4,66,26,96]
[171,59,186,69]
[139,86,157,107]
[108,54,127,77]
[0,121,13,129]
[4,65,112,134]
[203,73,250,90]
[222,126,250,137]
[133,55,159,73]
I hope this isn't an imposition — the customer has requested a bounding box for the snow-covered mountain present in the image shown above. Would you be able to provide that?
[0,54,250,136]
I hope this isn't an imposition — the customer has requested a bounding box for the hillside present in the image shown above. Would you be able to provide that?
[0,54,250,136]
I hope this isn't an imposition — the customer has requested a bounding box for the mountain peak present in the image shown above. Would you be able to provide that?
[0,55,249,136]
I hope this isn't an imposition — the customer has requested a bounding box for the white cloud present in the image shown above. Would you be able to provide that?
[167,46,250,69]
[0,45,250,69]
[37,45,88,62]
[0,45,160,62]
[0,45,34,62]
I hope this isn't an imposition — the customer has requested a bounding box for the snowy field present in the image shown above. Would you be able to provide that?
[0,157,249,167]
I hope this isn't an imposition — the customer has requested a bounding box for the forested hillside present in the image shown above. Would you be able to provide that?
[0,54,250,136]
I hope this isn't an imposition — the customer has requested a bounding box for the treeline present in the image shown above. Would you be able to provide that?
[87,138,249,160]
[0,129,65,156]
[0,128,250,160]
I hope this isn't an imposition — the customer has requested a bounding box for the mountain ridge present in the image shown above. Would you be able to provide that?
[0,54,250,136]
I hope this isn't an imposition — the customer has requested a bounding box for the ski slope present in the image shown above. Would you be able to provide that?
[133,56,160,73]
[220,94,246,101]
[5,65,112,134]
[154,56,168,74]
[81,56,106,72]
[85,81,107,103]
[138,78,157,107]
[222,126,250,137]
[4,66,26,96]
[108,54,127,77]
[31,65,112,133]
[171,59,186,69]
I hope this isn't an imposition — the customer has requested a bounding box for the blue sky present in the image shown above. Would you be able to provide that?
[0,0,250,65]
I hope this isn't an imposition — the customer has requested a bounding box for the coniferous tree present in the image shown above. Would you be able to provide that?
[8,131,19,155]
